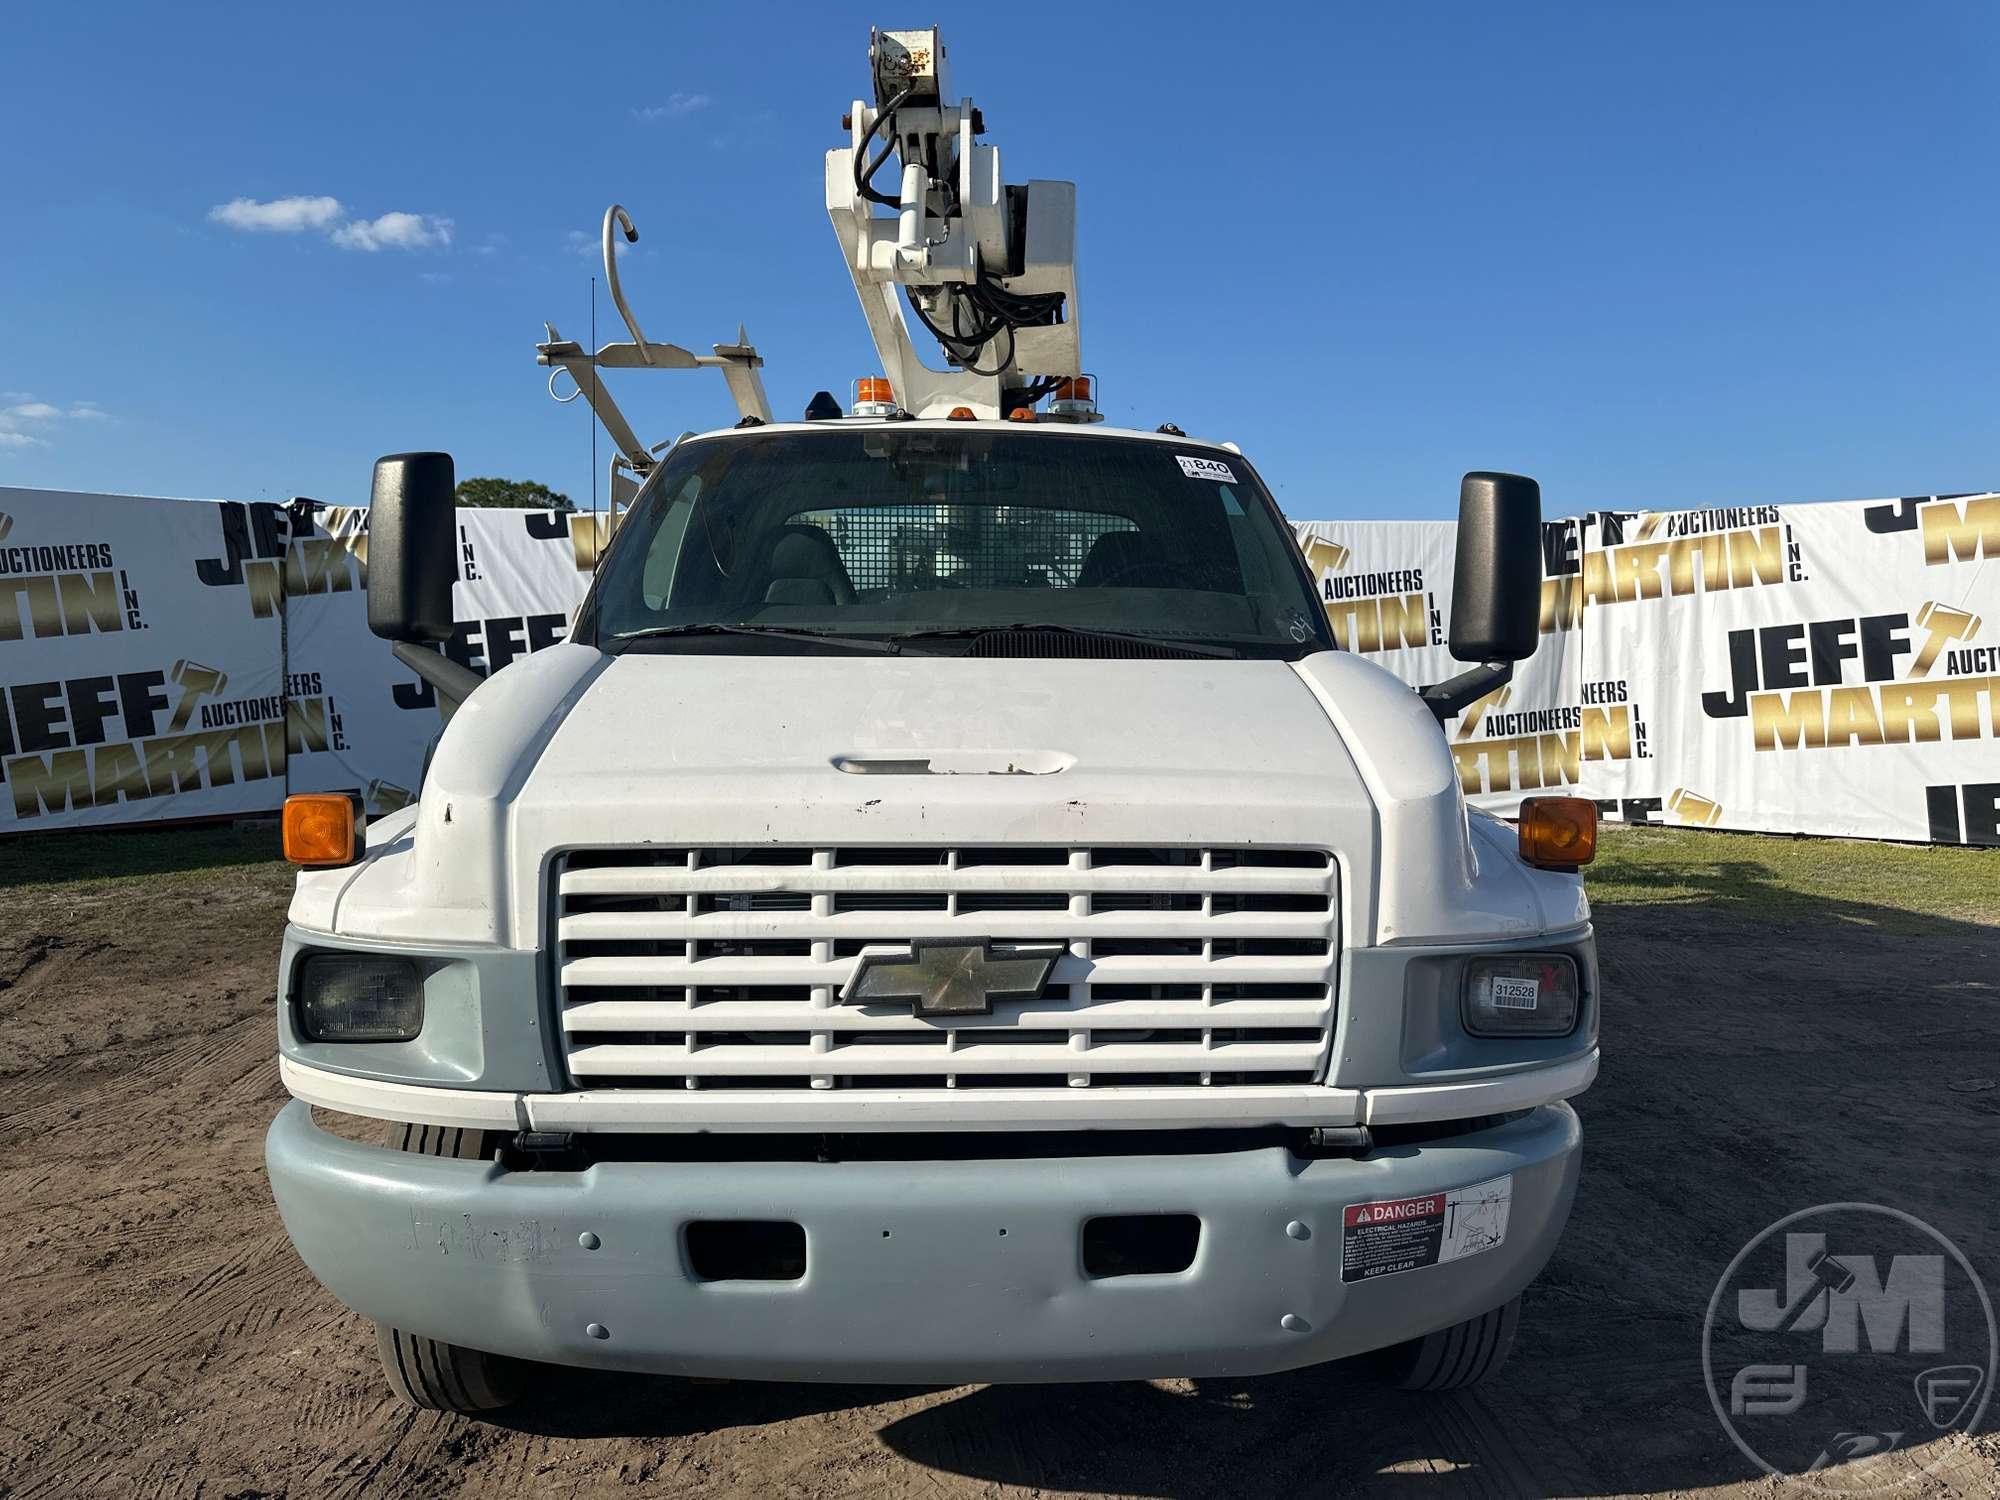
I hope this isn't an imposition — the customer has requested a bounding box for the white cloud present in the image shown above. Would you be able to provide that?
[207,194,458,256]
[0,395,113,451]
[634,92,712,122]
[331,211,454,252]
[420,271,453,285]
[565,229,629,260]
[208,195,345,233]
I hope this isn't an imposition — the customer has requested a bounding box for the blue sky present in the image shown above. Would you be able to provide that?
[2,1,1993,519]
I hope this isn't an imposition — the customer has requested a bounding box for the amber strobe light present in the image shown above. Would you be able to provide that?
[1518,796,1597,870]
[851,375,897,415]
[284,793,362,867]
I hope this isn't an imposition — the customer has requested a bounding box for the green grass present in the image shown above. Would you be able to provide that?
[0,821,285,892]
[1587,823,1997,929]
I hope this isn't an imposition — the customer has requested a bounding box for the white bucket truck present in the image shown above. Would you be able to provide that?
[266,28,1600,1413]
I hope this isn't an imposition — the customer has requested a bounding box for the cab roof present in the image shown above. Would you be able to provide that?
[680,418,1242,456]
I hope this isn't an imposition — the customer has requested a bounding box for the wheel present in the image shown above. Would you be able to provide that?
[375,1324,519,1414]
[1371,1293,1522,1391]
[372,1121,518,1414]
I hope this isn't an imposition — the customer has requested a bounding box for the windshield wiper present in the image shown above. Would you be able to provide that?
[896,623,1240,659]
[614,624,900,653]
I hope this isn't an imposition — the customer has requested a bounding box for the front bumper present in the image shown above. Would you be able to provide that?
[267,1100,1581,1382]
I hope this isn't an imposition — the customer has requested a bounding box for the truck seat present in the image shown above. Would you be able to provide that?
[763,523,858,606]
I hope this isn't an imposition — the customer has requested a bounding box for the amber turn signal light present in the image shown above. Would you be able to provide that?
[284,793,363,867]
[1518,796,1597,870]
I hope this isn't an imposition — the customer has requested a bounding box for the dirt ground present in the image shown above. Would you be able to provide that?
[1,829,1995,1499]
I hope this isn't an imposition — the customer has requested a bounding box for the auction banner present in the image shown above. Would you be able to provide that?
[0,488,288,831]
[2,483,1992,844]
[0,487,598,832]
[1580,496,1999,843]
[1295,493,1998,844]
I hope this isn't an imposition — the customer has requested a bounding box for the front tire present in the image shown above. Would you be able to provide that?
[1371,1294,1522,1391]
[375,1325,519,1413]
[372,1121,518,1413]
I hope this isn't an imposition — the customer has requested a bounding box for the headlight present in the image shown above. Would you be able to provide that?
[1462,954,1580,1038]
[295,953,425,1042]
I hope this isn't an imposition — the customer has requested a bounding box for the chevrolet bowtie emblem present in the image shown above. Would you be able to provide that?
[840,939,1064,1016]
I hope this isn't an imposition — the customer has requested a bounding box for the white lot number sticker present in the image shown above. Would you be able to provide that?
[1340,1174,1513,1283]
[1175,454,1237,483]
[1490,975,1541,1011]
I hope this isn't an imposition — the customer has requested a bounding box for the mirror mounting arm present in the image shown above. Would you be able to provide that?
[1419,660,1515,724]
[391,642,484,724]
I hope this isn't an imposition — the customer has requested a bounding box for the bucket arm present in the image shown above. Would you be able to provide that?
[825,28,1081,418]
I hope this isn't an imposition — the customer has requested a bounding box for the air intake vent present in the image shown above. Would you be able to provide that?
[964,630,1212,660]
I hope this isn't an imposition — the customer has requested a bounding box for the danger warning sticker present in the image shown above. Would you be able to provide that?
[1340,1174,1513,1283]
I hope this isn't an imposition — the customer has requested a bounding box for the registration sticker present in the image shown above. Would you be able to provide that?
[1340,1174,1513,1283]
[1175,454,1237,483]
[1490,975,1541,1011]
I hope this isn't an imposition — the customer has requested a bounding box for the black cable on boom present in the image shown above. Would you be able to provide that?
[862,91,1067,375]
[853,87,915,210]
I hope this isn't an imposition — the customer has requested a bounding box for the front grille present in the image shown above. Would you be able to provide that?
[553,846,1337,1092]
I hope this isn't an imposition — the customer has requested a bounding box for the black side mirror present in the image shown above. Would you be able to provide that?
[366,452,456,643]
[1447,471,1542,663]
[366,452,484,719]
[1419,471,1543,722]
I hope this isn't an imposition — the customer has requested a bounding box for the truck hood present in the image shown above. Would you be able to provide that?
[302,644,1580,949]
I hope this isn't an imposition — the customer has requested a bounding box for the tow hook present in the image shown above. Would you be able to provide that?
[506,1130,585,1169]
[1302,1125,1373,1157]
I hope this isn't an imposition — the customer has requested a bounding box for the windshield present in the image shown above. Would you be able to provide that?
[579,428,1332,657]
